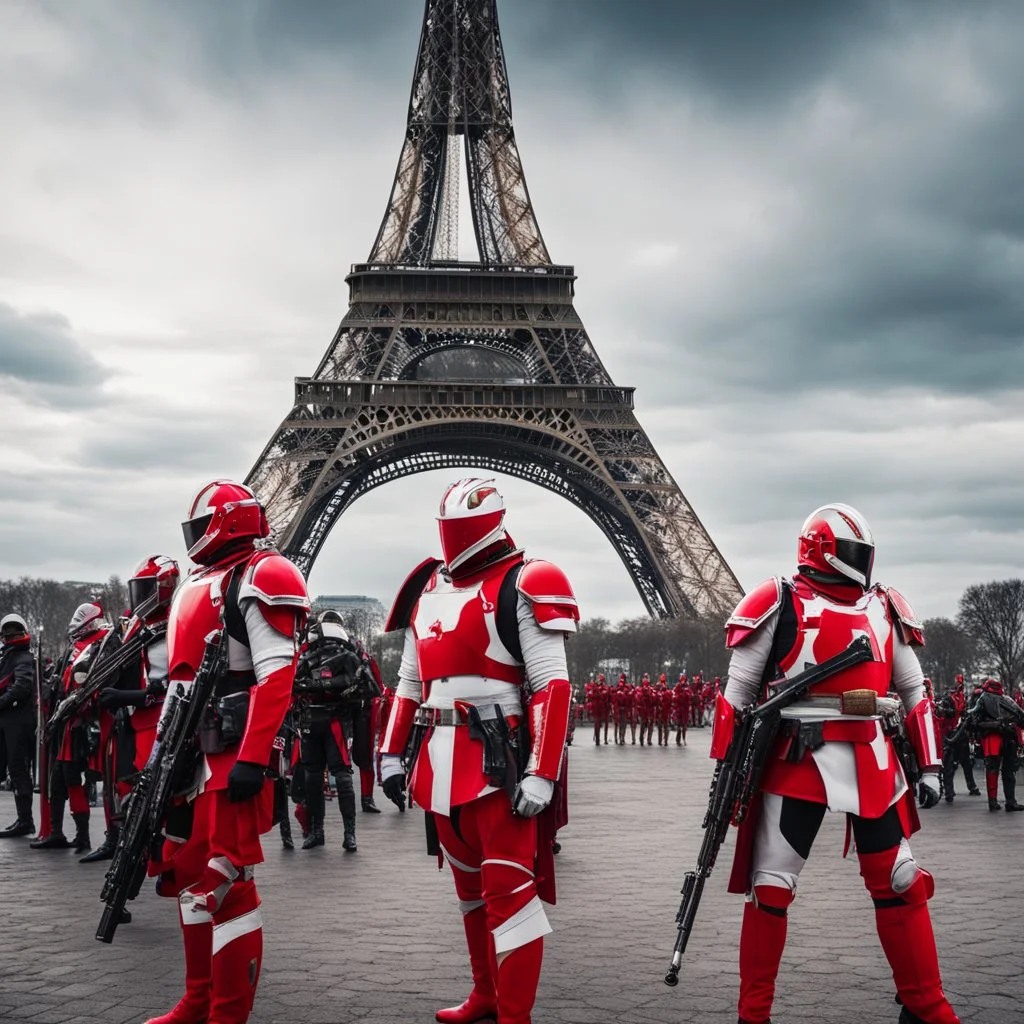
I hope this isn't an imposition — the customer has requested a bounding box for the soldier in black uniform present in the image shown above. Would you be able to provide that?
[293,612,368,851]
[967,678,1024,811]
[0,614,37,838]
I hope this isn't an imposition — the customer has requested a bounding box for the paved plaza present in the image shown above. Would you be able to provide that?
[0,731,1020,1024]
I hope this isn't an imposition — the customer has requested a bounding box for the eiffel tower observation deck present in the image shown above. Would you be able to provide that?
[246,0,744,618]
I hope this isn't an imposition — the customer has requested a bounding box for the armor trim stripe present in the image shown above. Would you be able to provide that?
[481,858,534,877]
[440,844,481,874]
[492,895,552,955]
[212,906,263,955]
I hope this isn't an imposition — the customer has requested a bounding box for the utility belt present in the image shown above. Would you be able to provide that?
[296,702,349,732]
[199,671,256,755]
[408,700,527,799]
[780,692,903,764]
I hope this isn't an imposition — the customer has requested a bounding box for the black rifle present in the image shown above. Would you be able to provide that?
[46,602,164,739]
[96,629,227,944]
[664,634,875,987]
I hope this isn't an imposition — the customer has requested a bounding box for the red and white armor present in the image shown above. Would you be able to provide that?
[379,478,578,1024]
[146,480,309,1024]
[714,502,959,1024]
[718,574,939,819]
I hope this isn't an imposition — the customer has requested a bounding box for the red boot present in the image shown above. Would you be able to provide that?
[436,907,497,1023]
[494,937,542,1024]
[207,880,263,1024]
[144,899,212,1024]
[860,851,960,1024]
[737,887,792,1024]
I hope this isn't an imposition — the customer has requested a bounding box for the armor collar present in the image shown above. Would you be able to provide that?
[445,547,524,587]
[795,568,865,604]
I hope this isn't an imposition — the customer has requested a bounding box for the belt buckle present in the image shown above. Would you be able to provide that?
[840,689,878,716]
[452,700,471,725]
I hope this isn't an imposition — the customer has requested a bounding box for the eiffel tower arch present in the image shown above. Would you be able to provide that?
[246,0,743,619]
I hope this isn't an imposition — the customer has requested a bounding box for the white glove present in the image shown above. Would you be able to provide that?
[512,775,554,818]
[380,753,404,782]
[918,773,941,809]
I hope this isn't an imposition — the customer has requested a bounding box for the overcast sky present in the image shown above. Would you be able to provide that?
[1,0,1022,628]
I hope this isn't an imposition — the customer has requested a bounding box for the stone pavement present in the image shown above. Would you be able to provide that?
[0,732,1020,1024]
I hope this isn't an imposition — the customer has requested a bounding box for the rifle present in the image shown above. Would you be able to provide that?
[96,629,227,944]
[664,634,875,987]
[46,608,164,739]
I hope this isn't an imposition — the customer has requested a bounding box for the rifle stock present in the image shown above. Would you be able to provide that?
[664,635,874,987]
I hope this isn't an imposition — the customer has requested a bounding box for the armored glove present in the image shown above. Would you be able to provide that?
[918,773,941,809]
[380,753,406,812]
[227,760,267,803]
[512,774,554,818]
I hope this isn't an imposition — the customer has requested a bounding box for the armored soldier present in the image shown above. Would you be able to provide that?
[673,674,690,746]
[0,614,37,838]
[967,678,1024,811]
[934,675,980,803]
[292,611,366,851]
[655,675,673,746]
[636,674,656,746]
[713,504,958,1024]
[31,603,111,853]
[144,480,309,1024]
[378,478,576,1024]
[612,675,631,745]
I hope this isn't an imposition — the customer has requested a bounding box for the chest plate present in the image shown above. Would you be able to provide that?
[779,578,892,696]
[412,567,522,685]
[167,565,234,678]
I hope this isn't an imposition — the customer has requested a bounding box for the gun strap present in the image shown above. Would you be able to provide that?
[223,563,249,650]
[496,562,526,664]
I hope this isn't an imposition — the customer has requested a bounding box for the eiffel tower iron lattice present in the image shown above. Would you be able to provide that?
[246,0,743,618]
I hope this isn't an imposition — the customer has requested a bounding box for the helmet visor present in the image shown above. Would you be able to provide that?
[834,538,875,587]
[182,513,213,554]
[128,577,158,614]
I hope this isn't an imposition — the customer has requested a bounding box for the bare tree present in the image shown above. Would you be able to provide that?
[918,617,979,692]
[957,579,1024,688]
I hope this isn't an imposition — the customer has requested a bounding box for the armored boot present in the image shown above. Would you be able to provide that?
[986,770,1000,810]
[207,880,263,1024]
[146,893,214,1024]
[279,816,294,850]
[342,813,358,852]
[30,798,70,849]
[301,818,325,849]
[80,824,118,863]
[0,793,36,837]
[436,905,497,1024]
[71,811,91,853]
[361,796,382,814]
[1002,773,1024,811]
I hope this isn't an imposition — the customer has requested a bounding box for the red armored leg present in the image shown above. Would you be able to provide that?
[737,885,793,1024]
[859,847,960,1024]
[208,878,263,1024]
[144,896,212,1024]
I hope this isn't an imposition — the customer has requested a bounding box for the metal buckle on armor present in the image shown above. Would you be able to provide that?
[414,706,460,728]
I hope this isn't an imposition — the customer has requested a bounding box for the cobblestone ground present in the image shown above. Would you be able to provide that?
[0,731,1020,1024]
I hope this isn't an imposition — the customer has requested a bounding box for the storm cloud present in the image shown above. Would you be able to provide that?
[0,0,1021,628]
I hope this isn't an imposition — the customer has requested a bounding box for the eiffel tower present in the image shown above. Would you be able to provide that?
[246,0,743,618]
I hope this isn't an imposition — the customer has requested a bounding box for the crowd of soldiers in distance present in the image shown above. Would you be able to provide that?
[576,671,719,746]
[574,669,1024,812]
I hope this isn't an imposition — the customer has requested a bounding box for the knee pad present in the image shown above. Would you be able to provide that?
[751,884,795,917]
[985,755,1000,773]
[184,857,251,916]
[860,842,934,907]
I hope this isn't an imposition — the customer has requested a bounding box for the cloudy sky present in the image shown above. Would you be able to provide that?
[1,0,1022,626]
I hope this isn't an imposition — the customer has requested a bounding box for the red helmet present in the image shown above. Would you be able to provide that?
[659,673,667,685]
[68,602,104,640]
[982,678,1003,694]
[183,480,269,565]
[437,478,512,577]
[128,555,180,619]
[598,673,606,683]
[955,674,964,686]
[797,503,875,588]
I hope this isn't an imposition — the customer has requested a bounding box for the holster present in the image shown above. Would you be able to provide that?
[781,718,826,763]
[466,704,521,799]
[199,689,251,754]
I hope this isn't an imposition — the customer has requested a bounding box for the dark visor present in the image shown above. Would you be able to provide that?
[834,538,874,585]
[182,513,213,553]
[128,578,158,613]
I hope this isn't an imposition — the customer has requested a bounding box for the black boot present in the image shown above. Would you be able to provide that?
[280,817,294,850]
[302,818,325,849]
[72,811,91,853]
[989,798,1001,811]
[0,793,36,837]
[79,825,118,863]
[968,786,981,795]
[342,814,357,852]
[361,796,381,814]
[30,799,70,849]
[1004,775,1024,811]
